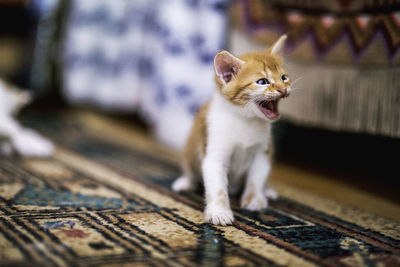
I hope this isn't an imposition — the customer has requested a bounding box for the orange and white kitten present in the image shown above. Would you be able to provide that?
[172,35,291,225]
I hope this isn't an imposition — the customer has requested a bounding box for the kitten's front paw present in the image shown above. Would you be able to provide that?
[12,130,54,157]
[241,192,268,211]
[204,205,234,226]
[172,176,195,192]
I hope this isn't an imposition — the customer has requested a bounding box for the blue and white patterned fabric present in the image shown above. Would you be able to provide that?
[63,0,229,148]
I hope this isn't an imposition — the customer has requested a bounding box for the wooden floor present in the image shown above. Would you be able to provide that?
[269,161,400,222]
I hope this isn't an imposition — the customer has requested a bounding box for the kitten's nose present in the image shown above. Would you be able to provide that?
[277,87,287,96]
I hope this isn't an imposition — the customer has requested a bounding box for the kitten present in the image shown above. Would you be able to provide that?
[0,78,54,157]
[172,35,291,225]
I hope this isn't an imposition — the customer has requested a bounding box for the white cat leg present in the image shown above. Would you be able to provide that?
[0,86,53,158]
[241,151,271,211]
[12,129,54,157]
[202,153,234,225]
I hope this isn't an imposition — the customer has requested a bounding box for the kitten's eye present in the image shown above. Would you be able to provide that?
[281,74,289,82]
[256,78,270,85]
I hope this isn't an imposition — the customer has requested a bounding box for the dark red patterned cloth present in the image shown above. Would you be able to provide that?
[235,0,400,65]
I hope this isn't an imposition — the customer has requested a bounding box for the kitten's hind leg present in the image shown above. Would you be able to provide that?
[172,175,196,192]
[173,140,203,193]
[172,159,198,192]
[264,188,278,200]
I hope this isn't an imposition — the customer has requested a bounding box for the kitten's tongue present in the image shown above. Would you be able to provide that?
[257,100,280,120]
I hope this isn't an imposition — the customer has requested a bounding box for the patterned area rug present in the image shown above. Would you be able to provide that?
[1,109,399,266]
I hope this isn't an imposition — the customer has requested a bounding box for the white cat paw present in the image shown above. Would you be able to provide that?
[264,188,278,200]
[172,176,195,192]
[204,205,234,226]
[241,193,268,211]
[12,130,54,157]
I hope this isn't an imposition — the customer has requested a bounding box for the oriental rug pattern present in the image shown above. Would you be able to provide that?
[0,110,399,266]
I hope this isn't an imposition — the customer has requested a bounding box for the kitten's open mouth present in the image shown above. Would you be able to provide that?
[256,99,281,120]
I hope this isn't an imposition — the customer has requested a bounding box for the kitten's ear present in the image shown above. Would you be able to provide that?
[269,34,287,55]
[214,50,245,84]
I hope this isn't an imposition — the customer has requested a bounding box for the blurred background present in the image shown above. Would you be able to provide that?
[1,0,399,203]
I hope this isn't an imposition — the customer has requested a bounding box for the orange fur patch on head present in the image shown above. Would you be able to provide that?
[214,49,290,107]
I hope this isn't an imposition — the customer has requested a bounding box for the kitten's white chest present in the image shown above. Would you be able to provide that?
[207,92,271,180]
[208,92,271,149]
[231,118,269,148]
[229,144,257,178]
